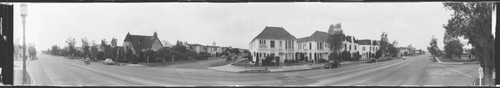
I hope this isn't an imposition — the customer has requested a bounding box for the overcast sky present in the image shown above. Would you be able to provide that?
[13,2,479,51]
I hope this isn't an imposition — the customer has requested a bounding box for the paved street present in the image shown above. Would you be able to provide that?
[24,53,479,86]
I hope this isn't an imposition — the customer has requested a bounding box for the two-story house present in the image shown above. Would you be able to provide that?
[123,32,163,57]
[297,31,330,63]
[249,26,297,65]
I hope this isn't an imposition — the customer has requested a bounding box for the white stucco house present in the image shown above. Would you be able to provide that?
[249,26,297,65]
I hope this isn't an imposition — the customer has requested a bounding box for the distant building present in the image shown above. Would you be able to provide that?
[461,49,475,61]
[122,32,163,57]
[186,44,204,53]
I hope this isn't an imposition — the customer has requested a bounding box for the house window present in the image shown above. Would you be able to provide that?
[286,41,289,49]
[316,43,319,49]
[303,44,306,50]
[259,40,266,48]
[317,42,323,50]
[309,43,312,50]
[259,40,266,44]
[298,43,301,49]
[345,44,347,50]
[354,45,357,50]
[325,43,328,50]
[362,47,366,51]
[270,41,275,48]
[349,45,352,51]
[280,41,282,48]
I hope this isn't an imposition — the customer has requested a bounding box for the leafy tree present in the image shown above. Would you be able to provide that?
[375,50,382,59]
[81,38,90,57]
[327,26,346,61]
[230,48,241,55]
[162,40,173,47]
[100,39,113,59]
[443,2,495,85]
[427,36,441,57]
[66,37,76,56]
[27,43,37,58]
[51,45,60,55]
[172,40,188,54]
[443,39,463,60]
[379,32,390,57]
[90,40,99,60]
[110,38,118,60]
[387,44,399,57]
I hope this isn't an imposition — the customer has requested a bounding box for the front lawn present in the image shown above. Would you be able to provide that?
[232,59,252,67]
[438,56,476,62]
[231,59,313,67]
[208,57,244,67]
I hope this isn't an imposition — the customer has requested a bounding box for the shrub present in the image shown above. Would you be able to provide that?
[196,52,210,60]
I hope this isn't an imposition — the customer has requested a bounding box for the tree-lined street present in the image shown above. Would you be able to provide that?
[26,53,478,86]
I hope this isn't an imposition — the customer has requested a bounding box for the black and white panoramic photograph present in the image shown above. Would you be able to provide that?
[0,2,497,87]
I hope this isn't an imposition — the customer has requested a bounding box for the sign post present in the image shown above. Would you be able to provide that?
[479,67,483,86]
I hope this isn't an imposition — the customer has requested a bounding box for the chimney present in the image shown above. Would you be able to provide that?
[153,32,157,37]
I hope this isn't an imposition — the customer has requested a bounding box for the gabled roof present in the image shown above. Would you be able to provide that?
[358,39,372,45]
[297,31,329,43]
[251,26,297,43]
[124,32,162,52]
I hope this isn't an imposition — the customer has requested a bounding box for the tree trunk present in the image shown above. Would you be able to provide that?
[478,45,495,86]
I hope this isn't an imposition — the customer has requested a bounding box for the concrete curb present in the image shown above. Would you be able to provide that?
[210,60,366,73]
[471,78,478,86]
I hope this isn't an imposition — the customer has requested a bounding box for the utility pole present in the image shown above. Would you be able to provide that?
[20,4,28,85]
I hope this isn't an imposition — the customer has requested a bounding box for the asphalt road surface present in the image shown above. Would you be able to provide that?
[25,53,479,86]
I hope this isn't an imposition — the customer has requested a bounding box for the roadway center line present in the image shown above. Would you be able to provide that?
[437,64,473,78]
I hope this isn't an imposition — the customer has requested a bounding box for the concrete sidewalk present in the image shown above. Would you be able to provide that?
[208,60,367,73]
[13,60,33,85]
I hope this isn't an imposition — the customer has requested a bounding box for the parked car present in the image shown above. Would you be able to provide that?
[103,58,116,65]
[324,61,341,69]
[367,58,377,63]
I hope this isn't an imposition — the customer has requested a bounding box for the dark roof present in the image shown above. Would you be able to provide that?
[186,44,203,46]
[251,26,297,43]
[297,37,309,43]
[358,39,372,45]
[297,31,329,43]
[372,40,379,45]
[345,36,352,43]
[124,33,162,52]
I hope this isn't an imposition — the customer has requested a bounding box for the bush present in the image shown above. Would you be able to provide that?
[247,55,253,62]
[196,52,210,60]
[226,55,232,61]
